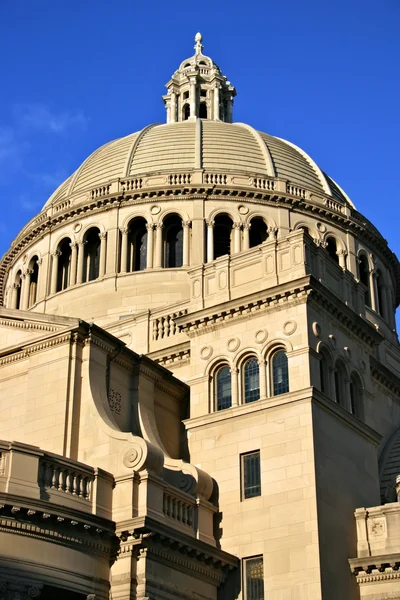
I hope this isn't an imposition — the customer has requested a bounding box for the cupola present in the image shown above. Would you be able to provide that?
[163,33,236,123]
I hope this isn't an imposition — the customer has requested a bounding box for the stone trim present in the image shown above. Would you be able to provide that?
[0,333,72,367]
[370,355,400,399]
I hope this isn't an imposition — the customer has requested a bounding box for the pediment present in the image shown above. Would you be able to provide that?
[0,307,80,350]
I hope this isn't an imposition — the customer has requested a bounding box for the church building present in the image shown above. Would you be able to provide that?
[1,34,400,600]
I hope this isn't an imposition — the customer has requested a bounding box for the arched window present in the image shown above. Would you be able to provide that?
[359,254,371,307]
[56,238,72,292]
[249,217,268,248]
[349,373,363,418]
[213,214,233,259]
[376,270,385,318]
[199,102,207,119]
[271,350,289,396]
[28,256,39,307]
[215,365,232,411]
[14,270,22,309]
[243,357,260,403]
[319,348,331,397]
[83,228,100,283]
[326,237,339,264]
[334,361,347,408]
[183,104,190,120]
[163,215,183,268]
[127,218,148,272]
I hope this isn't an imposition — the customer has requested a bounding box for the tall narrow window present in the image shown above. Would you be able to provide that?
[326,237,339,264]
[14,270,22,309]
[350,374,363,418]
[359,255,371,308]
[213,214,233,259]
[319,350,330,397]
[199,102,207,118]
[215,365,232,411]
[56,238,72,292]
[163,215,183,268]
[249,217,268,248]
[28,256,39,307]
[241,451,261,499]
[243,358,260,403]
[376,270,385,317]
[244,556,264,600]
[127,218,148,272]
[183,104,190,120]
[83,228,100,282]
[334,361,347,408]
[272,350,289,396]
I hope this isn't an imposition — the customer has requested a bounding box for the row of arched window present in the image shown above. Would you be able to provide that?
[319,348,363,418]
[212,349,289,412]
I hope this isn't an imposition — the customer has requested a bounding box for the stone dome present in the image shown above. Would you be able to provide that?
[43,120,354,210]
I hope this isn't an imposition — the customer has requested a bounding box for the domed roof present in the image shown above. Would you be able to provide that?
[43,120,354,209]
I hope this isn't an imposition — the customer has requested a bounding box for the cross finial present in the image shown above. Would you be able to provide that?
[194,32,203,55]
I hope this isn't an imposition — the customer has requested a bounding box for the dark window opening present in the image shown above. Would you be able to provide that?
[350,375,363,418]
[28,256,39,307]
[215,366,232,411]
[57,238,72,292]
[272,350,289,396]
[83,228,100,283]
[199,102,207,119]
[326,237,339,264]
[163,215,183,268]
[200,89,207,97]
[243,358,260,403]
[319,351,329,396]
[127,218,148,272]
[242,451,261,499]
[183,91,189,99]
[376,270,385,317]
[359,255,371,307]
[14,270,22,309]
[213,214,233,259]
[244,556,264,600]
[183,104,190,120]
[249,218,268,248]
[334,361,347,407]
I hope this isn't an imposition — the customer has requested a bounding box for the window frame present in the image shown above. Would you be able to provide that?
[214,364,232,412]
[270,348,289,396]
[241,450,261,500]
[243,555,264,600]
[242,356,261,404]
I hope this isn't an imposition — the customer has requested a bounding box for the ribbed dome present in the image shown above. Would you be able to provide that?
[43,121,354,209]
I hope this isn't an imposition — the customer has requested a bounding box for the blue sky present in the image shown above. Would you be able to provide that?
[1,1,399,300]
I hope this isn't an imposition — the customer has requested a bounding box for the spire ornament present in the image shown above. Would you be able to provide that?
[194,32,203,55]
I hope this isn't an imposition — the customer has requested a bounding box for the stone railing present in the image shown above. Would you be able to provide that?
[324,198,344,213]
[0,441,114,520]
[204,173,227,185]
[252,177,275,190]
[286,183,307,199]
[152,309,188,341]
[91,184,111,200]
[163,491,194,528]
[168,173,191,185]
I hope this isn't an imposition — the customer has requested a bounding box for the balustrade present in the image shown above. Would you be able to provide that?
[163,492,194,527]
[38,458,93,500]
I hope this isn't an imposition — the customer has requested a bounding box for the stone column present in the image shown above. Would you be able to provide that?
[227,95,233,122]
[230,367,239,407]
[371,270,378,312]
[69,242,78,286]
[337,249,347,270]
[214,85,220,120]
[259,359,267,399]
[233,223,241,254]
[50,251,60,294]
[146,223,154,269]
[76,242,85,284]
[206,220,214,263]
[11,283,20,308]
[170,91,177,123]
[189,78,196,118]
[99,231,107,277]
[182,221,191,267]
[243,223,250,251]
[120,227,129,273]
[154,224,163,268]
[21,269,32,309]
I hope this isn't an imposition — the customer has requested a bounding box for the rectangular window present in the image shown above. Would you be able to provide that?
[244,556,264,600]
[241,451,261,499]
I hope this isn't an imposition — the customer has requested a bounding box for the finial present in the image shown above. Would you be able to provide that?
[194,32,203,55]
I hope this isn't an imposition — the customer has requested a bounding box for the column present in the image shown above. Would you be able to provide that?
[243,223,250,251]
[120,227,129,273]
[170,91,177,123]
[11,283,20,308]
[154,224,163,268]
[206,220,214,263]
[214,85,220,120]
[371,270,378,312]
[76,242,85,284]
[69,242,78,286]
[99,231,107,277]
[189,78,196,118]
[233,223,241,254]
[50,251,60,295]
[230,367,239,407]
[227,95,233,122]
[21,269,31,309]
[259,359,267,399]
[146,224,154,269]
[337,249,347,270]
[182,221,191,267]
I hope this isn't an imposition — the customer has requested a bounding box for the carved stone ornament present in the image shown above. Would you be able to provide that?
[227,337,240,352]
[238,204,249,215]
[312,322,321,337]
[328,334,337,348]
[74,223,82,232]
[255,329,268,344]
[122,439,164,474]
[150,205,161,214]
[283,320,297,336]
[200,345,213,360]
[368,517,386,537]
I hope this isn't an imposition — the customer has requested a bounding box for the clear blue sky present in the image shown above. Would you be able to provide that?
[1,1,399,301]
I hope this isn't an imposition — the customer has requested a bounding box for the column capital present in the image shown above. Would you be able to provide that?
[69,241,78,249]
[156,223,164,230]
[13,282,21,290]
[206,219,215,228]
[98,231,107,240]
[146,223,155,231]
[243,223,251,231]
[120,227,129,235]
[182,220,192,228]
[230,367,239,375]
[232,222,241,230]
[51,250,61,257]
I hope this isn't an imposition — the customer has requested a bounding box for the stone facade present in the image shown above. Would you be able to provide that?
[1,34,400,600]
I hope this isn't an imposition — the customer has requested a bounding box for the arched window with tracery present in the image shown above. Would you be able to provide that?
[14,270,22,309]
[83,228,100,283]
[349,373,363,418]
[127,218,148,272]
[215,365,232,411]
[359,254,371,308]
[163,215,183,268]
[243,357,260,403]
[271,350,289,396]
[213,214,233,259]
[28,256,39,307]
[326,237,339,265]
[249,217,268,248]
[56,238,72,292]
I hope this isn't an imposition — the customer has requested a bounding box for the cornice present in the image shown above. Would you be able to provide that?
[0,332,73,367]
[370,355,400,399]
[0,319,60,333]
[349,553,400,583]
